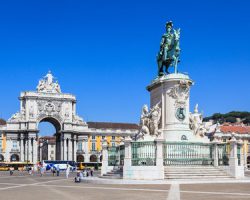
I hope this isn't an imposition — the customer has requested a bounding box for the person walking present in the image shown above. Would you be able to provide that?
[52,167,56,176]
[40,167,44,177]
[9,167,14,176]
[66,164,70,179]
[56,165,60,177]
[90,168,93,177]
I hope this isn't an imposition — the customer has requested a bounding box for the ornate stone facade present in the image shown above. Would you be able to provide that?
[4,71,88,163]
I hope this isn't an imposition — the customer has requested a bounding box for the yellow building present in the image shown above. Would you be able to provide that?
[76,122,139,163]
[214,124,250,168]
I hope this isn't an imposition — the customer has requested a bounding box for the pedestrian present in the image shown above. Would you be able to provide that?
[90,168,93,177]
[9,167,14,176]
[28,167,32,175]
[40,167,44,177]
[66,164,70,179]
[52,167,56,176]
[56,166,60,176]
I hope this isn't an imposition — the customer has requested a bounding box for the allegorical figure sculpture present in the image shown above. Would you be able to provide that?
[137,103,161,139]
[37,71,61,93]
[157,21,180,76]
[189,104,206,137]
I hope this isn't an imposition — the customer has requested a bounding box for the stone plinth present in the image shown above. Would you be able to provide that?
[147,73,208,142]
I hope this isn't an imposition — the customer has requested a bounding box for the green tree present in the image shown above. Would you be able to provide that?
[225,116,237,123]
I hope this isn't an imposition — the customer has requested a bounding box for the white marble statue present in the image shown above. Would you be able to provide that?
[45,70,53,85]
[189,104,206,137]
[73,114,86,125]
[37,71,62,93]
[149,103,161,136]
[9,111,24,122]
[140,105,150,136]
[138,103,162,139]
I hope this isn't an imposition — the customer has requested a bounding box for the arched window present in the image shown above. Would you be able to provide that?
[77,155,84,162]
[0,154,4,161]
[90,155,97,162]
[10,154,19,162]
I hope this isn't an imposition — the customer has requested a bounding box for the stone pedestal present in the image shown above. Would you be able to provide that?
[228,139,244,178]
[123,138,164,180]
[147,73,208,143]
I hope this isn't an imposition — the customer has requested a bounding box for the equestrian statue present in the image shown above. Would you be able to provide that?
[157,21,181,76]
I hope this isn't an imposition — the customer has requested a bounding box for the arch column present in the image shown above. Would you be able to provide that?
[68,138,73,161]
[84,137,90,162]
[25,137,28,162]
[33,137,38,164]
[28,137,32,162]
[73,136,77,161]
[20,136,25,162]
[59,135,64,160]
[5,138,11,162]
[63,138,67,160]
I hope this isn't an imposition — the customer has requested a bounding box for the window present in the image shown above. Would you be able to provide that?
[13,141,17,149]
[112,136,115,140]
[78,142,82,151]
[51,150,54,154]
[92,135,96,140]
[102,136,105,140]
[0,141,2,149]
[112,142,115,147]
[92,142,96,151]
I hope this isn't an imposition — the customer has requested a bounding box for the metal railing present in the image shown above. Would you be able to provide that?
[108,146,117,166]
[131,141,156,166]
[107,145,125,166]
[163,142,214,166]
[218,143,230,166]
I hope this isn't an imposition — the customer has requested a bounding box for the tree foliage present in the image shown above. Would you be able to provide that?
[203,111,250,125]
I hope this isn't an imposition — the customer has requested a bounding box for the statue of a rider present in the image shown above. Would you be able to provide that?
[157,21,181,76]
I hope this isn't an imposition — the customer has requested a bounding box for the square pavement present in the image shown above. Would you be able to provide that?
[0,171,250,200]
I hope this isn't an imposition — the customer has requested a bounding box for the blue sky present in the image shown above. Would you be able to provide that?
[0,0,249,135]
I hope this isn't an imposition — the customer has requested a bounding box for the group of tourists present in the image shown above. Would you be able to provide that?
[8,163,95,183]
[75,167,94,183]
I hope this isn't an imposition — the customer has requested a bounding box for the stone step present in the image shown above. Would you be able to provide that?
[164,166,232,179]
[100,168,123,179]
[165,173,228,176]
[107,171,123,175]
[165,169,228,173]
[99,175,122,179]
[165,172,227,175]
[102,173,122,176]
[165,176,232,179]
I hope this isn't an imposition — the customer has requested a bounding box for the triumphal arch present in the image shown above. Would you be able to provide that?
[5,71,88,163]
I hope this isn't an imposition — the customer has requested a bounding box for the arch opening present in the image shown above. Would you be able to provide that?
[0,154,4,161]
[38,117,62,161]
